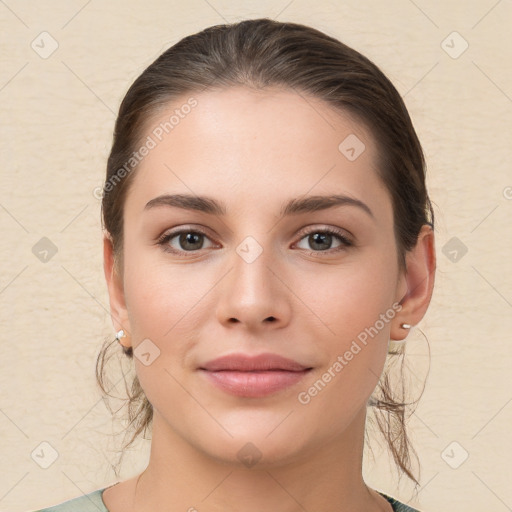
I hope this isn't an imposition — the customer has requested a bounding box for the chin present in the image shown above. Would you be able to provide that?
[199,430,310,470]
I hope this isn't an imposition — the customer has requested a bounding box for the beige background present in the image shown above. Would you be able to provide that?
[1,1,511,511]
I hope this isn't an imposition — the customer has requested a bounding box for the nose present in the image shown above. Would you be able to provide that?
[215,240,292,332]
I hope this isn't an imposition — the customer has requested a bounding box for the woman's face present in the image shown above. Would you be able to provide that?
[111,86,408,465]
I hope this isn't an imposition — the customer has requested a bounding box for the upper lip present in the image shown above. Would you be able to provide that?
[199,353,312,372]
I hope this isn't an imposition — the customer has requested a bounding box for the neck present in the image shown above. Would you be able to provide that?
[127,407,390,512]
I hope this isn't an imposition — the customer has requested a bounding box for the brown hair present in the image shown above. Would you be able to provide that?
[96,18,433,490]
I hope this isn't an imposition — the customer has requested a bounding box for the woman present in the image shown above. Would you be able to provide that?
[34,18,435,512]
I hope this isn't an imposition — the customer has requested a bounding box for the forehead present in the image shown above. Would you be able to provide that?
[125,86,391,219]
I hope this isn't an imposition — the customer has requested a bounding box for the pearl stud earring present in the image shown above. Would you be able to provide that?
[115,330,126,342]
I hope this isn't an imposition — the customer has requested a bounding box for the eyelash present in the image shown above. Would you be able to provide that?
[156,226,353,258]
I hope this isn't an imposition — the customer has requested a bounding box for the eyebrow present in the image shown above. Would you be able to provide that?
[144,193,374,218]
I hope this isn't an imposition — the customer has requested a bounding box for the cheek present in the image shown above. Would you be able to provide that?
[121,255,202,408]
[123,246,201,336]
[299,257,397,393]
[296,268,396,427]
[122,248,217,376]
[304,258,398,339]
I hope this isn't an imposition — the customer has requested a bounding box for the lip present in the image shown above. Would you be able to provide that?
[200,352,311,372]
[198,353,313,398]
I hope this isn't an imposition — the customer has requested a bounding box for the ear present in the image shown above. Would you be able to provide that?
[391,224,436,341]
[103,234,131,345]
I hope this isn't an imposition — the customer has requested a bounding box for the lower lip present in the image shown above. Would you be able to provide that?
[199,369,312,398]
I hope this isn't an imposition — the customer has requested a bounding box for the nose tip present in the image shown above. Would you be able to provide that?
[216,255,291,330]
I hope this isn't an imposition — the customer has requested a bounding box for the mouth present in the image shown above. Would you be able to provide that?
[198,352,313,398]
[199,352,311,372]
[199,368,313,398]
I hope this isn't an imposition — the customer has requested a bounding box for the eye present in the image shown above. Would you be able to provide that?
[157,228,216,255]
[294,227,353,254]
[156,226,353,257]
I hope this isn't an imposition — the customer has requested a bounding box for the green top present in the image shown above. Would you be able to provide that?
[32,485,421,511]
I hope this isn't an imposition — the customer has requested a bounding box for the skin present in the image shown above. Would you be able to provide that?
[103,86,435,512]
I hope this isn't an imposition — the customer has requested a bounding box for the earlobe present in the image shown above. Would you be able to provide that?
[391,225,436,341]
[103,235,132,342]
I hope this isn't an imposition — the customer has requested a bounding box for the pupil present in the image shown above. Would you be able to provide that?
[311,233,331,251]
[182,233,202,250]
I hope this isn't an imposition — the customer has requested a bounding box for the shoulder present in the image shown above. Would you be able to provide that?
[29,488,109,512]
[377,491,423,512]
